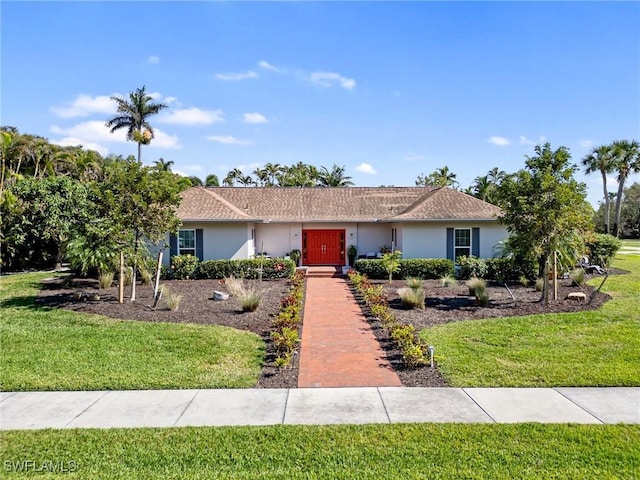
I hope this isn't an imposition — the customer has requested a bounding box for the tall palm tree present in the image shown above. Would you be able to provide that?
[582,144,615,234]
[223,168,242,187]
[470,175,492,202]
[105,86,168,164]
[252,167,268,186]
[611,139,640,236]
[237,174,255,187]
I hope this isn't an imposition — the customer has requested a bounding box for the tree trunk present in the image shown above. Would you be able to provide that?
[601,170,610,234]
[612,174,627,237]
[543,256,550,306]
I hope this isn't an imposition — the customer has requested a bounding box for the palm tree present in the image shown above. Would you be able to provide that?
[263,163,282,186]
[470,175,492,202]
[223,168,242,187]
[611,139,640,236]
[188,176,203,187]
[154,157,174,172]
[582,144,615,234]
[318,164,354,187]
[252,167,268,186]
[205,174,219,186]
[105,86,168,164]
[237,174,255,187]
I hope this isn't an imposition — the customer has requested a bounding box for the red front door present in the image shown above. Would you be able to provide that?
[303,230,344,265]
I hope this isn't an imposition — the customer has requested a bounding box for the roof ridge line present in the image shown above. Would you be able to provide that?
[393,186,440,217]
[200,187,254,219]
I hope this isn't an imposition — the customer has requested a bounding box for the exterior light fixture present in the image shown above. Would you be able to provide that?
[428,345,435,368]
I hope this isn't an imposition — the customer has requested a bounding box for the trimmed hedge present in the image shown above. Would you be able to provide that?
[585,233,622,267]
[196,258,295,279]
[485,257,535,282]
[165,256,295,280]
[354,258,454,280]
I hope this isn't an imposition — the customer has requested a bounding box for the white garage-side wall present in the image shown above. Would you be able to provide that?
[401,222,508,259]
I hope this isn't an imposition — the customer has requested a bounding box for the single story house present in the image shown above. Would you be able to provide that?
[163,186,507,266]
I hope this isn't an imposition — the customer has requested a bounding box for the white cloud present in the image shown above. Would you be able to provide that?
[50,136,110,156]
[206,135,253,145]
[160,108,224,125]
[242,112,268,124]
[580,139,595,148]
[488,136,510,146]
[163,96,179,105]
[355,163,377,175]
[147,56,160,64]
[309,71,356,90]
[215,71,258,81]
[50,94,116,118]
[50,121,180,150]
[258,60,283,73]
[520,135,547,146]
[404,152,424,161]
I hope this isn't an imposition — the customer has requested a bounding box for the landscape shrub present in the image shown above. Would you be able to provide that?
[271,269,306,367]
[170,254,199,280]
[355,258,454,280]
[457,255,488,280]
[196,259,295,280]
[486,257,535,282]
[381,250,403,282]
[585,233,622,267]
[224,276,263,312]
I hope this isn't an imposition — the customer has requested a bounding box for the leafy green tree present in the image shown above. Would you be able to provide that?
[95,155,186,300]
[496,143,593,304]
[278,162,319,187]
[105,86,168,164]
[582,144,616,234]
[610,139,640,237]
[620,182,640,236]
[188,176,203,187]
[415,166,458,188]
[1,176,90,270]
[318,164,354,187]
[381,250,402,283]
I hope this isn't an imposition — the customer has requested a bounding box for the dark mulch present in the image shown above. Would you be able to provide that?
[35,269,619,389]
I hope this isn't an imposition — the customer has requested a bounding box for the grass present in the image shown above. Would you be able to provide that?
[422,254,640,386]
[0,273,264,391]
[1,424,638,478]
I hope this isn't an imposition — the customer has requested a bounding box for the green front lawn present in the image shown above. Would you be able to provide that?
[1,424,638,479]
[0,273,264,391]
[423,255,640,386]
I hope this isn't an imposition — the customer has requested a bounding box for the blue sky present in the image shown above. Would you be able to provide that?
[2,1,639,206]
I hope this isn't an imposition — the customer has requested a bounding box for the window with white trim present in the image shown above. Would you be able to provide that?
[178,229,196,256]
[454,228,471,259]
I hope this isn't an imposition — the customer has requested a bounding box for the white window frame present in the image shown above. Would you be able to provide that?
[454,228,471,259]
[178,229,196,256]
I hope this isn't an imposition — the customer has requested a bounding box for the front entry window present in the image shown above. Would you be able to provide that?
[454,228,471,259]
[178,229,196,256]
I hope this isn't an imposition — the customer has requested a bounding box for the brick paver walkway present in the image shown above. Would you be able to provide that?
[297,275,402,388]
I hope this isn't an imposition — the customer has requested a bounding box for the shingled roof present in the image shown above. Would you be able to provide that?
[177,186,502,223]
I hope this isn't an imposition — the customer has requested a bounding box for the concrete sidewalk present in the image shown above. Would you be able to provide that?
[1,387,638,430]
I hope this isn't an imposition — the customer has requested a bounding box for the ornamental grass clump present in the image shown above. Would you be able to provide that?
[466,277,486,297]
[397,286,425,309]
[570,268,585,286]
[440,274,456,287]
[98,271,114,289]
[224,276,263,312]
[163,286,182,311]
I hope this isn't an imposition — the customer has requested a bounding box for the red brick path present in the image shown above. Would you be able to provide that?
[297,276,402,388]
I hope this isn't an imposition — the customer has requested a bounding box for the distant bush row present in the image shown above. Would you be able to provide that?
[354,258,454,280]
[164,255,296,280]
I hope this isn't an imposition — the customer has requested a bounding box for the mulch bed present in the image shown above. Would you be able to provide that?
[35,270,619,389]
